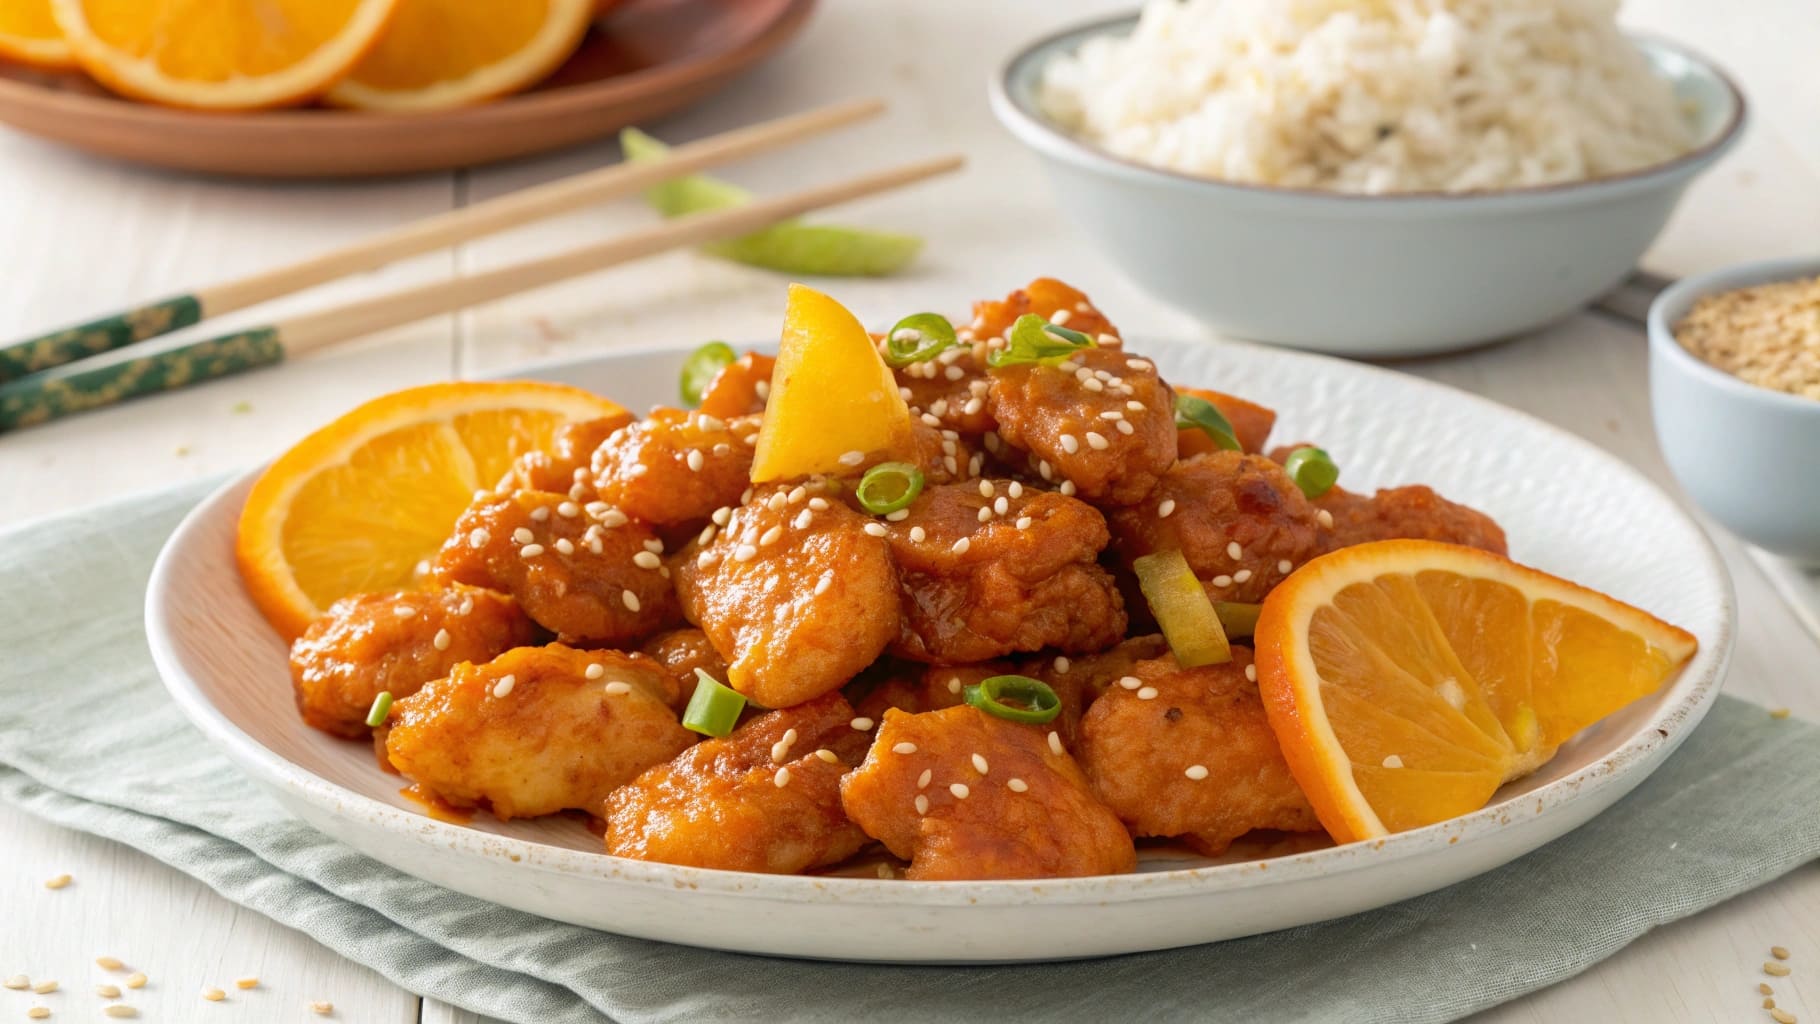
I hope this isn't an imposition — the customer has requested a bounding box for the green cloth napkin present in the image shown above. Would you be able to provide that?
[2,481,1817,1024]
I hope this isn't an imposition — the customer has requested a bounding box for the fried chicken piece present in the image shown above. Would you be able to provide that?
[289,588,536,739]
[591,409,759,527]
[1107,451,1326,605]
[1077,649,1320,856]
[840,705,1136,880]
[1175,386,1276,456]
[432,489,679,646]
[384,645,694,820]
[677,483,899,708]
[639,627,727,713]
[605,693,871,873]
[697,351,775,420]
[969,277,1123,350]
[987,345,1176,506]
[1315,485,1508,555]
[498,413,634,495]
[885,480,1125,663]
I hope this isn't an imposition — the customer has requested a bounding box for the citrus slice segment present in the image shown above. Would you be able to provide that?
[51,0,398,110]
[236,381,624,640]
[1254,540,1697,843]
[0,0,75,70]
[326,0,593,112]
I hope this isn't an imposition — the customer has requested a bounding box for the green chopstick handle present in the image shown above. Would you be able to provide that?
[0,294,204,385]
[0,326,284,433]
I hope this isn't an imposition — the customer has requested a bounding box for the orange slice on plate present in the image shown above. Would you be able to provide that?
[51,0,398,110]
[1253,540,1697,844]
[236,380,624,641]
[0,0,76,71]
[326,0,594,112]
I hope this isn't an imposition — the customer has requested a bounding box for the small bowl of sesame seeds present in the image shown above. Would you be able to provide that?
[1649,255,1820,564]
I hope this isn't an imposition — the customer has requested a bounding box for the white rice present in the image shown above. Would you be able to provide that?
[1037,0,1697,194]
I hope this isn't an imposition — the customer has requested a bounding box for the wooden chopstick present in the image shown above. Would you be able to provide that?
[0,97,886,386]
[0,153,965,432]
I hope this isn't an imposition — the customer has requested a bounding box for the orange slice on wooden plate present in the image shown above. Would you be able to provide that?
[0,0,76,71]
[51,0,398,110]
[236,380,624,641]
[1253,540,1697,845]
[326,0,594,113]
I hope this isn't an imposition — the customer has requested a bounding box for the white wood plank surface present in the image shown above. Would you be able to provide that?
[1,2,1817,1023]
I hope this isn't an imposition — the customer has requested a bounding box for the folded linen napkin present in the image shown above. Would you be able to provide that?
[2,481,1816,1024]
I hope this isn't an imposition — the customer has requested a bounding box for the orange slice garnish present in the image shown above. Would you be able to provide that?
[0,0,75,70]
[325,0,593,112]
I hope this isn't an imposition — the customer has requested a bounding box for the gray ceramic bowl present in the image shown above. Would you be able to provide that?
[990,15,1746,357]
[1649,257,1820,565]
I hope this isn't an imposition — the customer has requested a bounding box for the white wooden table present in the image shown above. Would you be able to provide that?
[3,3,1816,1021]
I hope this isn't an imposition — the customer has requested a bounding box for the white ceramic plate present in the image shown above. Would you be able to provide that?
[145,338,1734,962]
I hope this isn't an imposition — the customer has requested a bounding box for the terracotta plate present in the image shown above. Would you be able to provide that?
[0,0,814,179]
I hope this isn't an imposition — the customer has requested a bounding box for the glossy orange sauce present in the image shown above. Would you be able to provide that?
[400,784,473,825]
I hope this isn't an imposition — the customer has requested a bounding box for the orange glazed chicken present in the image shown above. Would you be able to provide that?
[276,276,1557,883]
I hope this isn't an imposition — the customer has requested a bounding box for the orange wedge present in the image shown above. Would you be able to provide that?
[1254,540,1697,844]
[0,0,75,70]
[51,0,398,110]
[326,0,593,112]
[236,381,624,641]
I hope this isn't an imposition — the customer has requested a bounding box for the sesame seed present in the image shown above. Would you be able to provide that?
[993,496,1009,515]
[1099,410,1123,420]
[838,450,865,467]
[1059,433,1080,454]
[893,742,918,755]
[815,749,840,764]
[492,675,516,697]
[786,485,808,505]
[530,506,551,522]
[104,1008,138,1019]
[1772,946,1791,960]
[1766,962,1792,977]
[886,508,911,521]
[863,522,888,537]
[698,414,727,431]
[1317,509,1335,529]
[1184,764,1210,780]
[977,506,992,523]
[851,717,874,731]
[1382,755,1404,768]
[1226,541,1243,560]
[1245,664,1258,683]
[1126,358,1153,371]
[793,509,814,530]
[3,976,27,990]
[767,492,788,512]
[698,524,717,546]
[1118,675,1141,690]
[1007,778,1029,793]
[1007,481,1023,498]
[557,501,580,518]
[951,537,971,554]
[1085,431,1109,450]
[468,528,490,549]
[915,794,930,815]
[686,450,705,472]
[1048,731,1064,755]
[947,676,962,694]
[1158,499,1176,518]
[1279,559,1294,574]
[1233,569,1253,583]
[633,551,661,569]
[921,412,942,427]
[711,506,732,526]
[585,664,605,680]
[945,366,965,381]
[1054,656,1071,673]
[813,573,833,596]
[30,981,55,994]
[44,873,71,890]
[393,605,416,619]
[645,539,667,558]
[512,527,534,544]
[1763,984,1775,996]
[588,537,605,555]
[773,767,791,787]
[519,544,545,557]
[555,538,576,555]
[626,463,649,478]
[432,628,451,651]
[1136,687,1159,700]
[98,983,121,997]
[124,974,146,991]
[962,397,983,415]
[621,590,641,612]
[1770,1008,1795,1024]
[236,977,260,990]
[602,509,629,528]
[1015,516,1032,530]
[909,526,927,543]
[312,1003,335,1016]
[1059,480,1076,496]
[808,497,830,511]
[1051,309,1073,325]
[203,988,226,1002]
[96,959,124,972]
[1083,378,1106,393]
[1211,575,1233,587]
[1038,459,1053,480]
[27,1008,49,1020]
[1115,420,1135,435]
[604,682,632,696]
[734,544,758,562]
[942,782,969,800]
[971,753,990,774]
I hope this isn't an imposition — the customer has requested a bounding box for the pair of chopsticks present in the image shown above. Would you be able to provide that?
[0,98,963,433]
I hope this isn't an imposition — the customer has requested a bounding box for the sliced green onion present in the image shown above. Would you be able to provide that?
[1132,549,1232,667]
[682,668,747,737]
[963,674,1062,724]
[365,691,394,728]
[883,313,957,367]
[1211,601,1263,639]
[1174,394,1241,452]
[986,314,1097,368]
[1283,446,1340,499]
[855,461,925,515]
[680,341,737,407]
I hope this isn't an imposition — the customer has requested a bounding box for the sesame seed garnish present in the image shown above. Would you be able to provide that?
[512,527,534,544]
[914,794,930,815]
[838,450,865,467]
[1059,433,1079,454]
[1762,984,1775,996]
[892,742,918,755]
[519,543,545,558]
[1184,765,1210,780]
[1245,664,1258,683]
[1099,410,1123,420]
[1769,1008,1795,1024]
[815,749,840,764]
[530,507,551,522]
[1038,459,1053,480]
[1126,358,1152,371]
[432,628,451,651]
[1233,569,1253,583]
[945,366,966,382]
[621,590,641,612]
[554,538,575,555]
[734,544,758,562]
[977,479,994,498]
[644,537,665,554]
[604,681,632,696]
[1115,420,1135,435]
[104,1008,138,1019]
[44,873,71,890]
[1382,755,1404,768]
[885,508,910,522]
[1765,962,1792,977]
[95,959,124,972]
[1771,708,1793,719]
[697,524,717,546]
[602,509,630,528]
[1048,731,1064,755]
[949,783,971,799]
[1006,778,1029,794]
[1211,575,1233,587]
[993,496,1009,515]
[236,977,260,990]
[203,988,226,1002]
[1051,308,1073,325]
[921,412,942,428]
[98,983,121,997]
[851,717,874,731]
[1007,481,1023,498]
[1015,516,1032,530]
[962,397,983,415]
[951,537,971,555]
[909,526,927,543]
[492,675,516,697]
[1227,541,1243,560]
[808,497,830,511]
[1279,559,1294,574]
[557,501,580,518]
[971,753,990,774]
[976,506,992,523]
[711,506,732,526]
[1117,675,1141,690]
[766,492,788,512]
[686,450,705,472]
[27,1008,49,1020]
[468,527,490,549]
[311,1003,334,1016]
[30,981,55,994]
[1085,431,1109,450]
[793,509,813,530]
[626,464,649,478]
[813,573,833,596]
[1773,946,1791,960]
[1317,509,1335,529]
[393,605,416,618]
[773,767,791,787]
[1050,656,1070,674]
[947,677,962,694]
[632,551,661,569]
[124,974,146,991]
[1058,480,1076,496]
[863,522,888,537]
[1158,499,1176,518]
[1136,687,1159,700]
[3,976,27,990]
[917,769,933,788]
[585,664,605,680]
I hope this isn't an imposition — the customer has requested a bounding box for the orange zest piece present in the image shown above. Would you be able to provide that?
[236,380,624,640]
[0,0,75,70]
[326,0,593,112]
[1254,540,1697,844]
[51,0,398,110]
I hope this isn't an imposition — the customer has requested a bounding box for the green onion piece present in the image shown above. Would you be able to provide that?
[986,314,1097,368]
[1174,394,1242,452]
[682,668,747,737]
[963,674,1062,724]
[680,341,737,407]
[1283,446,1340,499]
[1132,549,1233,667]
[855,461,925,514]
[883,313,957,367]
[365,691,394,728]
[1212,601,1263,639]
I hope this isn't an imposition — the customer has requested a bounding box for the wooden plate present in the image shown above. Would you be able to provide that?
[0,0,814,179]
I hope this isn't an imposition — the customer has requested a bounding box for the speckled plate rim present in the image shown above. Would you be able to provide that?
[145,337,1735,909]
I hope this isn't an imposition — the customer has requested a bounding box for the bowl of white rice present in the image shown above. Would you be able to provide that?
[990,0,1745,356]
